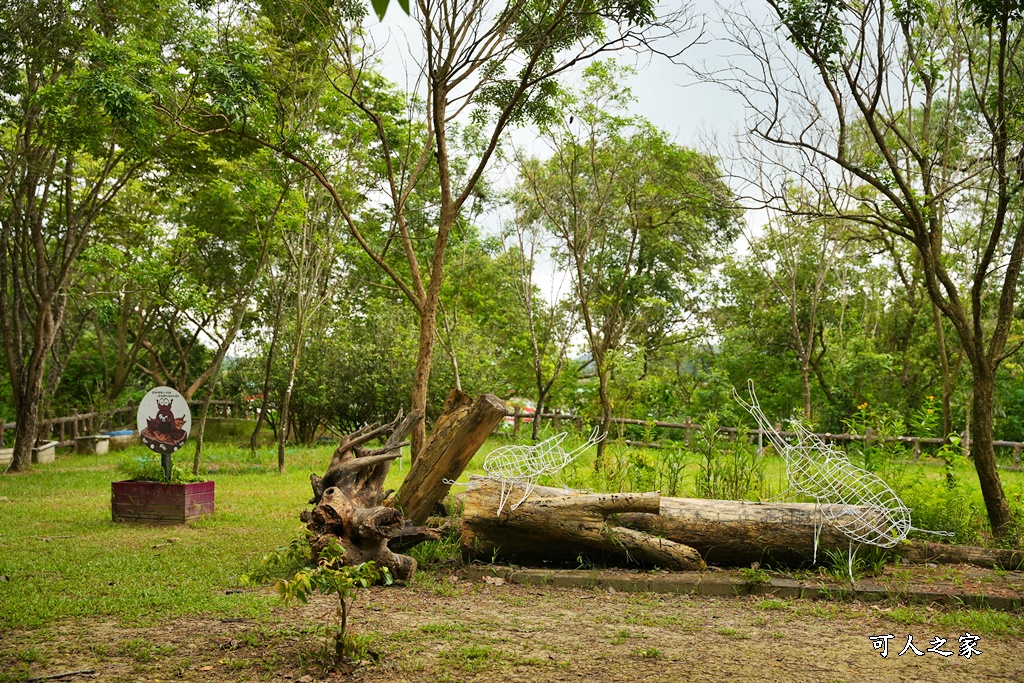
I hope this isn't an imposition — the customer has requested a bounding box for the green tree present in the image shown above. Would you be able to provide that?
[502,215,578,440]
[167,0,693,459]
[720,0,1024,534]
[0,0,186,471]
[515,62,739,467]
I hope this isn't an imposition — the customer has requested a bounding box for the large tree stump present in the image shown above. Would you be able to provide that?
[462,477,705,571]
[394,391,507,525]
[305,411,426,581]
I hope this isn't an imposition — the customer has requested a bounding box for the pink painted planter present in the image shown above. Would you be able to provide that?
[111,480,215,524]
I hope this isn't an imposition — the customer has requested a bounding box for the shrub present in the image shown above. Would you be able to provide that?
[117,455,204,484]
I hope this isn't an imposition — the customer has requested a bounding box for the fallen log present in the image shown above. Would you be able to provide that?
[395,391,507,525]
[623,498,1024,569]
[305,411,423,581]
[465,481,1022,570]
[620,497,855,567]
[461,477,705,571]
[896,540,1024,570]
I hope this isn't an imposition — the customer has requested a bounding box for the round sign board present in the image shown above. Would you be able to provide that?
[137,386,192,455]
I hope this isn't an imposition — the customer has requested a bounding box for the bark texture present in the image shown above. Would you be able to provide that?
[465,481,1019,570]
[305,411,424,581]
[395,391,507,525]
[462,477,705,571]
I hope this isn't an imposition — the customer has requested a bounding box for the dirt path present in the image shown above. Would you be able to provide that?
[2,578,1021,683]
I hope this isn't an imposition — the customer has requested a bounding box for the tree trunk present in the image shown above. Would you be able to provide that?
[7,350,49,472]
[304,412,425,581]
[191,386,215,475]
[800,360,812,420]
[898,541,1024,569]
[595,368,612,471]
[621,496,862,567]
[462,478,705,570]
[9,388,41,472]
[531,393,545,442]
[250,286,285,452]
[931,300,954,437]
[278,317,305,474]
[409,301,438,463]
[395,391,506,525]
[970,367,1013,536]
[277,375,295,475]
[465,482,1021,570]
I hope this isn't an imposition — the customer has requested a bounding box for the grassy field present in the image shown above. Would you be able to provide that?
[3,434,1023,630]
[0,437,512,630]
[0,443,324,629]
[2,438,1024,682]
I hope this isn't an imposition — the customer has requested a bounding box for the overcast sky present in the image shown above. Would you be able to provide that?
[359,0,771,300]
[363,0,760,160]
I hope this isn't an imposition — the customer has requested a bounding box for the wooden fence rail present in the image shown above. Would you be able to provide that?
[0,400,242,449]
[4,401,1022,470]
[499,408,1024,469]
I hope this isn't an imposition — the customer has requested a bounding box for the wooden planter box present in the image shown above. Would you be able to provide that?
[111,480,215,524]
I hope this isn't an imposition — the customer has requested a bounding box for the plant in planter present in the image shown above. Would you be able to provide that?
[111,385,212,524]
[111,454,215,524]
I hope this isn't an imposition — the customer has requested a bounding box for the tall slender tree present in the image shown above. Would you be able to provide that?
[717,0,1024,535]
[166,0,694,459]
[0,0,184,471]
[515,62,738,467]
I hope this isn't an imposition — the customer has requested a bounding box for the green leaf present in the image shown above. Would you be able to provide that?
[371,0,389,20]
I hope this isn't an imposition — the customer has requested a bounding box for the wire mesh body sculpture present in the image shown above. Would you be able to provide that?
[481,429,605,516]
[734,382,917,556]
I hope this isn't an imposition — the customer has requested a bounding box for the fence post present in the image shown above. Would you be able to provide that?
[0,420,4,448]
[88,405,94,434]
[913,439,921,461]
[512,407,522,437]
[128,401,135,430]
[71,409,79,441]
[1014,444,1021,469]
[552,410,560,430]
[962,429,971,460]
[683,416,692,446]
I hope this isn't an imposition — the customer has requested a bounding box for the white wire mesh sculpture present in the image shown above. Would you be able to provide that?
[481,428,605,516]
[734,381,944,566]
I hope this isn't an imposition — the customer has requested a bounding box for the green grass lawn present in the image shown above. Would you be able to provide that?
[0,443,335,629]
[0,437,513,630]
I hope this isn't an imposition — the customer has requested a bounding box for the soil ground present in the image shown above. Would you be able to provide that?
[3,571,1022,683]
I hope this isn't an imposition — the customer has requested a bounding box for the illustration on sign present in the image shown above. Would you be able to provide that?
[137,387,191,455]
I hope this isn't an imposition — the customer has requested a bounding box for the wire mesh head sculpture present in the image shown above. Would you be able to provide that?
[482,428,605,515]
[734,381,915,552]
